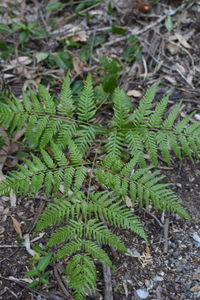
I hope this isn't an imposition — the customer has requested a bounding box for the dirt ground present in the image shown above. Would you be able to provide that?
[0,0,200,299]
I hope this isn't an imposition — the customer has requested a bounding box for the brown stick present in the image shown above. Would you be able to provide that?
[28,200,46,233]
[163,217,170,253]
[53,263,74,300]
[102,264,113,300]
[0,275,65,300]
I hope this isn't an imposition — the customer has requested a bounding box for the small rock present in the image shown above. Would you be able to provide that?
[192,232,200,247]
[197,291,200,297]
[193,272,200,281]
[194,114,200,121]
[176,183,182,188]
[134,289,149,299]
[173,251,179,259]
[152,275,164,282]
[0,205,4,213]
[190,285,200,292]
[127,248,140,257]
[145,279,153,290]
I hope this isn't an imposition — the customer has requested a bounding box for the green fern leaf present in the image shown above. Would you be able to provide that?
[84,240,113,268]
[129,82,159,125]
[77,74,96,123]
[66,254,96,300]
[105,130,123,158]
[161,103,181,129]
[148,92,170,127]
[38,84,56,113]
[58,74,74,116]
[74,166,87,192]
[75,125,96,154]
[113,88,130,127]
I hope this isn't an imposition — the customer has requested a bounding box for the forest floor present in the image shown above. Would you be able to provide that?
[0,0,200,299]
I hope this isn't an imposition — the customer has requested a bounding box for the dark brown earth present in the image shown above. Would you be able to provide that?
[0,1,200,299]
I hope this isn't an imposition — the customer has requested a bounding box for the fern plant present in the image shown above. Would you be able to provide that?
[0,75,200,299]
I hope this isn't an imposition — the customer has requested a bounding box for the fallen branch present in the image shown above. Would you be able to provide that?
[0,276,66,300]
[102,1,194,48]
[53,263,74,300]
[102,263,113,300]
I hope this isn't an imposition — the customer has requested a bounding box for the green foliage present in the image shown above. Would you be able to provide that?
[124,35,141,63]
[24,253,52,288]
[99,56,121,93]
[0,137,4,149]
[0,75,199,299]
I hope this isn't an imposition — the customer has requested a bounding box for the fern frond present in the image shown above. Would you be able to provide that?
[84,240,113,267]
[66,137,83,164]
[85,219,127,252]
[29,89,43,112]
[58,74,74,116]
[74,166,87,192]
[144,130,158,166]
[48,220,84,247]
[66,254,96,300]
[129,82,159,125]
[105,130,124,158]
[148,92,170,127]
[50,142,68,167]
[0,148,70,197]
[89,192,147,240]
[39,118,62,148]
[161,103,182,129]
[156,132,171,165]
[63,167,75,194]
[75,125,96,154]
[38,85,56,113]
[112,88,130,127]
[101,153,124,172]
[0,96,28,133]
[35,200,71,231]
[56,239,83,259]
[125,130,146,166]
[96,160,189,219]
[57,121,77,148]
[77,74,96,123]
[1,76,198,300]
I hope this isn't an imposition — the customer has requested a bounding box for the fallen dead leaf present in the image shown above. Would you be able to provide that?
[72,56,85,74]
[2,207,10,222]
[163,75,177,85]
[23,234,36,256]
[175,62,187,75]
[139,245,153,267]
[52,24,88,42]
[3,56,32,72]
[31,232,45,243]
[10,190,17,207]
[125,196,133,208]
[11,216,22,238]
[0,226,5,234]
[175,32,192,49]
[166,42,180,55]
[127,89,142,98]
[19,278,33,284]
